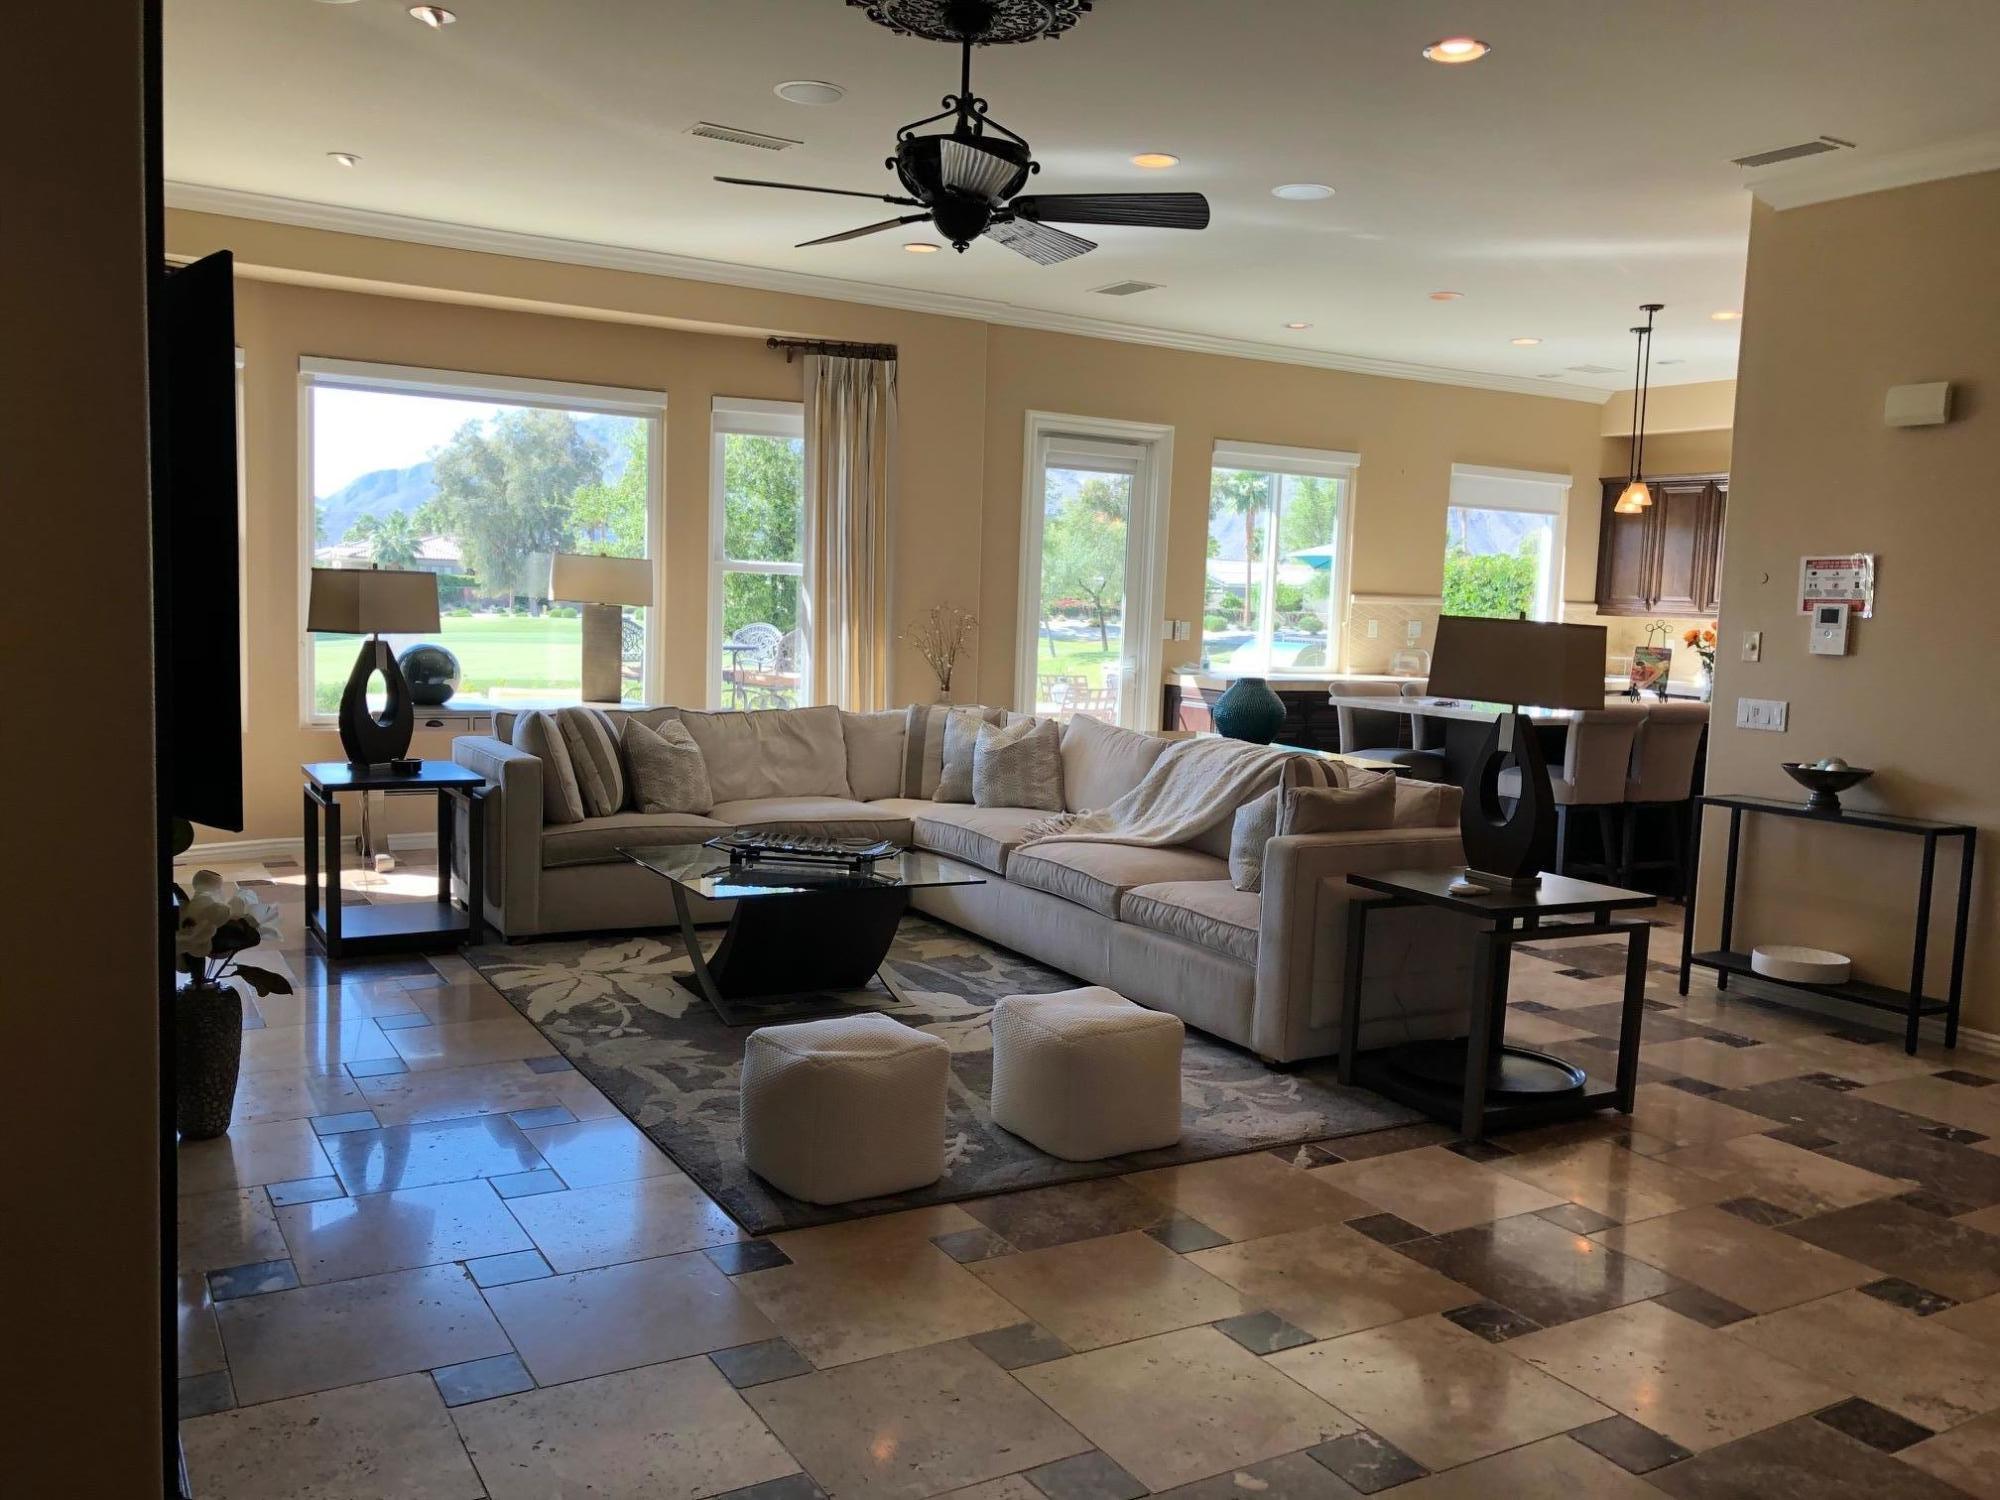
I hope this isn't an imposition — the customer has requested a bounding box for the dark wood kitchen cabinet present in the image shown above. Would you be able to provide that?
[1595,473,1727,617]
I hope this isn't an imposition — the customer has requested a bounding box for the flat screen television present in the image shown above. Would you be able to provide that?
[157,250,243,831]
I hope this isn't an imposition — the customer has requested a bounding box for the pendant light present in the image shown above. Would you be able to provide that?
[1614,303,1665,515]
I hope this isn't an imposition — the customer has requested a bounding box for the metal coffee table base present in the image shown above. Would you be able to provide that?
[670,882,912,1026]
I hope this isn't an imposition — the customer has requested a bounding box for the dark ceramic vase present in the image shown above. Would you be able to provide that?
[1212,677,1287,744]
[177,984,243,1141]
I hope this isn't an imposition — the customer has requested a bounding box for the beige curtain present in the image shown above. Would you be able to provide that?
[803,353,898,710]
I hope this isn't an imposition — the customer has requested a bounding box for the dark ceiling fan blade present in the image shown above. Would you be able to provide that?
[1011,192,1211,230]
[797,213,932,248]
[985,217,1097,266]
[716,175,923,207]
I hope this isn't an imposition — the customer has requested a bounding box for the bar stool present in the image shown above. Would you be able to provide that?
[1619,702,1710,896]
[1332,679,1448,782]
[1497,704,1646,876]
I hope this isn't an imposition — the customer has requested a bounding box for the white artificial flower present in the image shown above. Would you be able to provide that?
[176,899,227,961]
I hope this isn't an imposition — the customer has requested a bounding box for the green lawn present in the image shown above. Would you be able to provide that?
[1034,636,1118,690]
[314,613,622,710]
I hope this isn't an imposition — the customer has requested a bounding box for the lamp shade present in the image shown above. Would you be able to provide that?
[1612,480,1653,515]
[549,552,653,607]
[306,567,441,635]
[1428,616,1608,712]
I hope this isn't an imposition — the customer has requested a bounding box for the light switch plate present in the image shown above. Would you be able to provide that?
[1735,697,1788,732]
[1406,620,1423,644]
[1367,620,1380,639]
[1741,630,1762,663]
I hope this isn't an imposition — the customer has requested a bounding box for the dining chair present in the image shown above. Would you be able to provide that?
[1619,701,1710,895]
[1497,702,1647,876]
[1331,678,1448,782]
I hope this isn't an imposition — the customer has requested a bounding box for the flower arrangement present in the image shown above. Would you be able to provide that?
[1682,622,1719,676]
[903,604,977,699]
[176,871,293,997]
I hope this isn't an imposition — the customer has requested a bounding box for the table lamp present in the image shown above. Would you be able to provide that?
[307,566,441,769]
[549,553,652,704]
[1426,616,1608,889]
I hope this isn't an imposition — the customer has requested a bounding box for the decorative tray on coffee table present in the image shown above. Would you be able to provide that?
[704,831,903,869]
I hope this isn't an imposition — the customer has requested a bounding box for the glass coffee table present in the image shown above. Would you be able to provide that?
[620,844,987,1025]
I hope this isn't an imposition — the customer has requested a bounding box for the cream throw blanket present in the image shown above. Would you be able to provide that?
[1023,737,1318,849]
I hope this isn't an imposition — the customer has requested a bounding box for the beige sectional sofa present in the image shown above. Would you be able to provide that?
[451,704,1476,1065]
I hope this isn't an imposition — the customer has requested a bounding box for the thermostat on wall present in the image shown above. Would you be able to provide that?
[1809,602,1851,656]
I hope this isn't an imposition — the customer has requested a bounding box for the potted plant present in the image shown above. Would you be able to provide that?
[175,871,291,1140]
[903,604,976,703]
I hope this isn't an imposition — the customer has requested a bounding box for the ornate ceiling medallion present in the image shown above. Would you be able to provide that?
[846,0,1092,45]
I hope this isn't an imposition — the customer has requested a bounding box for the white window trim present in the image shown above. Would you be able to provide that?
[1209,439,1361,677]
[1446,462,1572,624]
[709,397,808,710]
[297,359,667,724]
[1017,410,1175,728]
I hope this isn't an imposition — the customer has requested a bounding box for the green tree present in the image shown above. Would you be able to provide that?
[1209,468,1272,626]
[1042,476,1127,653]
[569,423,649,559]
[1443,538,1542,619]
[423,409,605,601]
[342,510,422,569]
[718,434,805,639]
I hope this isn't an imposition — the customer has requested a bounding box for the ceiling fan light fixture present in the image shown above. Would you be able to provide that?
[903,241,940,253]
[1423,36,1489,64]
[1620,302,1665,514]
[408,5,456,26]
[327,151,361,167]
[1130,153,1179,170]
[1429,290,1464,301]
[1613,481,1653,515]
[1510,336,1542,346]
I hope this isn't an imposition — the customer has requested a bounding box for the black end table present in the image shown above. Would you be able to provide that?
[1338,868,1657,1141]
[303,760,489,958]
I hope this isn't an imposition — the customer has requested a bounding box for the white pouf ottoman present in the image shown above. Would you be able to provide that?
[739,1012,950,1205]
[991,987,1184,1161]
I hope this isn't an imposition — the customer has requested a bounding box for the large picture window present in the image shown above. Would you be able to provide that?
[1204,442,1357,675]
[711,399,807,709]
[301,360,664,716]
[1442,465,1570,624]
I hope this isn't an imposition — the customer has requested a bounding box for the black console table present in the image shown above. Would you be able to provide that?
[1678,793,1976,1053]
[303,760,489,958]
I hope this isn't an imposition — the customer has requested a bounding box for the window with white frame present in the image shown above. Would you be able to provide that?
[1442,465,1570,624]
[1204,441,1357,675]
[300,359,664,717]
[710,398,807,709]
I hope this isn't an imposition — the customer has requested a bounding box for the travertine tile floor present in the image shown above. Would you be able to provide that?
[177,853,2000,1498]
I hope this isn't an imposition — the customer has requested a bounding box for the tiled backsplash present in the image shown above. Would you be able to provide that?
[1565,604,1717,685]
[1343,596,1441,674]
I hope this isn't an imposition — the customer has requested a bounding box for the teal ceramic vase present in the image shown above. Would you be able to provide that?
[1212,677,1287,744]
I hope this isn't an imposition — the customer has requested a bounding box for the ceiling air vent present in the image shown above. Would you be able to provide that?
[1566,363,1622,376]
[1092,280,1162,297]
[687,122,802,152]
[1730,135,1855,169]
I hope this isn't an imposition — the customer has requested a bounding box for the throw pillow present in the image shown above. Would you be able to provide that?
[677,705,852,803]
[511,710,587,825]
[972,718,1064,811]
[901,702,1007,798]
[1227,786,1280,892]
[933,707,992,803]
[840,708,907,803]
[1279,772,1399,837]
[622,717,713,815]
[1392,778,1462,828]
[555,706,625,818]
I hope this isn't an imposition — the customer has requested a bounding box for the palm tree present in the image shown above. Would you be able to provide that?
[369,511,422,569]
[1212,469,1270,627]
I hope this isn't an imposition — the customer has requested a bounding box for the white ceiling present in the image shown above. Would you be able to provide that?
[164,0,2000,396]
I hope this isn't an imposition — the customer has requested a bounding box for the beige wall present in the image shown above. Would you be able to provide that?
[3,0,164,1490]
[1704,171,1999,1033]
[169,210,1610,841]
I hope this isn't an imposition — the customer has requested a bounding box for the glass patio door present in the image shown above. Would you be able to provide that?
[1025,434,1149,727]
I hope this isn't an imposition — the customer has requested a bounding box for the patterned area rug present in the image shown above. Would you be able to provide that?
[467,915,1420,1233]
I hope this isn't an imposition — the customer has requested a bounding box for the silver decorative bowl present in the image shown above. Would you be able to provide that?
[1780,762,1874,814]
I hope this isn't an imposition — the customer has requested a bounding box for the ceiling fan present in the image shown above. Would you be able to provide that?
[715,1,1209,265]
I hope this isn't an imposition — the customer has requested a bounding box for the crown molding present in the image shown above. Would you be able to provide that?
[1749,130,2000,210]
[165,181,1610,404]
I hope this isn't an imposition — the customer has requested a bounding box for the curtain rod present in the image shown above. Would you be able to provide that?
[766,337,899,363]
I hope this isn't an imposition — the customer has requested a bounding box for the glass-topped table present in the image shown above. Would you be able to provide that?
[621,844,986,1025]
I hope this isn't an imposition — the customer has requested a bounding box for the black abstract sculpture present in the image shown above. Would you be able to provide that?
[1462,712,1556,888]
[337,637,415,768]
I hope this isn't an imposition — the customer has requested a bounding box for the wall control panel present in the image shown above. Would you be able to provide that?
[1809,602,1851,655]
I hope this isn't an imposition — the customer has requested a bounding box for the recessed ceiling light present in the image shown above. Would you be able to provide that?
[408,5,456,27]
[903,242,940,254]
[1710,309,1742,321]
[1429,290,1464,301]
[774,80,845,106]
[1272,183,1335,201]
[1423,36,1490,64]
[327,151,361,167]
[1510,336,1542,346]
[1283,322,1313,330]
[1130,153,1179,170]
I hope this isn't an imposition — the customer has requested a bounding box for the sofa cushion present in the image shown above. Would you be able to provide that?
[622,717,713,815]
[911,804,1052,875]
[1281,774,1398,837]
[1121,880,1261,964]
[1060,714,1170,814]
[973,718,1064,811]
[1007,840,1230,918]
[1227,788,1280,893]
[679,705,852,803]
[710,797,914,841]
[512,710,587,825]
[543,810,727,869]
[902,703,1007,798]
[840,709,907,802]
[556,707,625,818]
[934,708,991,804]
[1394,778,1463,828]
